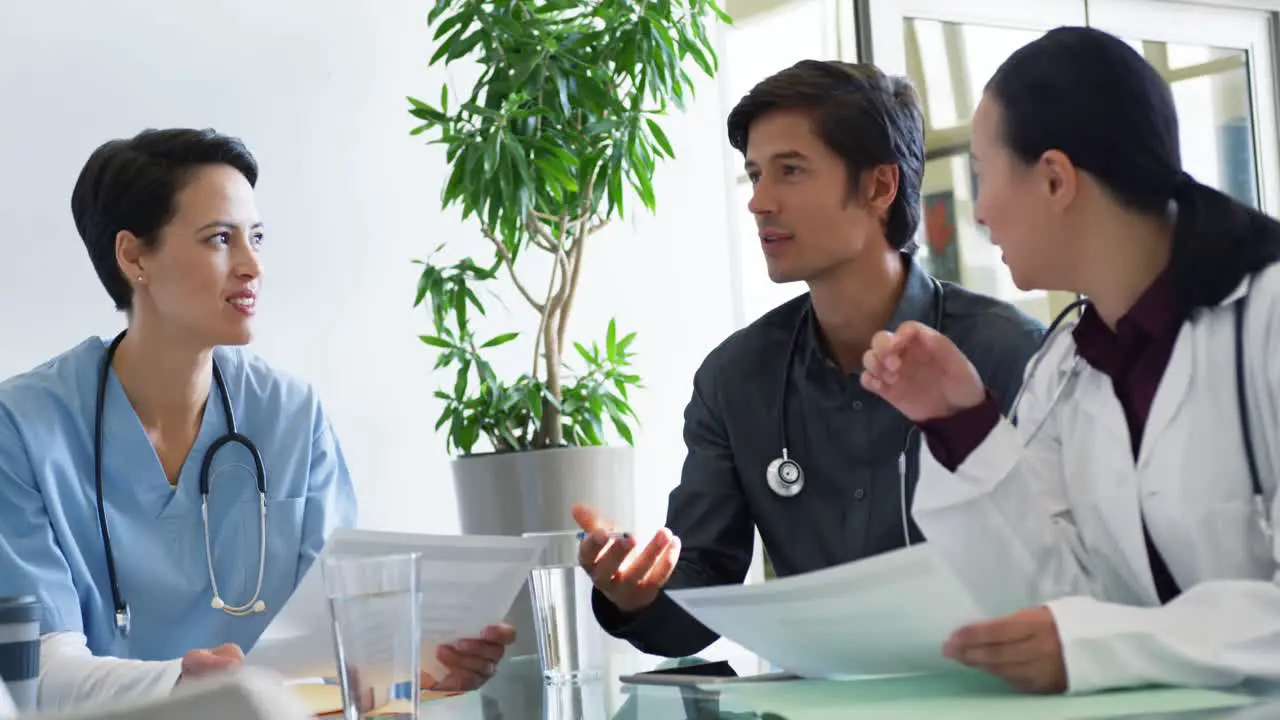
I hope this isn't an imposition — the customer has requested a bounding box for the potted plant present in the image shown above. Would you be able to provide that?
[406,0,728,561]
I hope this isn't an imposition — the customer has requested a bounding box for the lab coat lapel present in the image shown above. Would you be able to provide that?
[1138,325,1194,471]
[1069,371,1159,601]
[1074,370,1130,440]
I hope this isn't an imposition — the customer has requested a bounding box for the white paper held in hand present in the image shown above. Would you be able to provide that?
[245,529,550,681]
[665,544,989,679]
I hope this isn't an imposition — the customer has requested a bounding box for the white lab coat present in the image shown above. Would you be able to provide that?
[913,262,1280,695]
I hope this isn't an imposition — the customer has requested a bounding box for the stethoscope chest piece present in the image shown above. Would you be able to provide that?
[766,450,805,497]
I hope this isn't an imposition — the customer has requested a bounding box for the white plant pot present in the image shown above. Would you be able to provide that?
[451,445,635,658]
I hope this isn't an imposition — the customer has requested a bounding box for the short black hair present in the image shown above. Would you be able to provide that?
[726,60,926,251]
[987,26,1280,311]
[70,128,259,311]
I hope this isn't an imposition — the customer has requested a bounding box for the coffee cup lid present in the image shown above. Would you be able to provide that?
[0,596,40,624]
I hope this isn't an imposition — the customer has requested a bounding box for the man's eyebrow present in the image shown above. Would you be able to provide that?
[744,149,809,171]
[195,220,266,232]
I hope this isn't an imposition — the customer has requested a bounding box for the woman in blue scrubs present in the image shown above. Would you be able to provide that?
[0,128,514,711]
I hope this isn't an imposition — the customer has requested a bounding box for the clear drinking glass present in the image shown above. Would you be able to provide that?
[323,552,423,719]
[522,530,606,684]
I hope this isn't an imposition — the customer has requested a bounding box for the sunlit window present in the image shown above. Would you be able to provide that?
[722,0,829,114]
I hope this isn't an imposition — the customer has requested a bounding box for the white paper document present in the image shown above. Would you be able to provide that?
[666,544,988,679]
[245,529,548,681]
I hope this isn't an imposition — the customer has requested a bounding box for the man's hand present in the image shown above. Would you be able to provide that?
[427,623,516,691]
[572,503,680,613]
[943,606,1067,694]
[179,643,244,684]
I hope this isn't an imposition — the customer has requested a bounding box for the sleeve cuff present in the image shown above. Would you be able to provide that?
[919,390,1001,472]
[591,588,688,656]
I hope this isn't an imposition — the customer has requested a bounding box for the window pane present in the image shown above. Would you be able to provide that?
[904,18,1052,322]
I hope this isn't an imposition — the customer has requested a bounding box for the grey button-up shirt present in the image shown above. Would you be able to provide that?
[595,254,1047,658]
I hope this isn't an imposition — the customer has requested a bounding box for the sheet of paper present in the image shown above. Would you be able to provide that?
[708,674,1256,720]
[666,544,986,679]
[246,529,548,681]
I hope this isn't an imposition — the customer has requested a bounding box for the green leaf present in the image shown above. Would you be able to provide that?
[610,414,635,445]
[481,332,520,348]
[413,0,726,454]
[453,362,469,398]
[645,118,674,157]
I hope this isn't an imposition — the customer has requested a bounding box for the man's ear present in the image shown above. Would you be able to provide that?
[865,164,900,215]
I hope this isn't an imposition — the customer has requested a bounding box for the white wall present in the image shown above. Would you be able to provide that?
[0,0,740,539]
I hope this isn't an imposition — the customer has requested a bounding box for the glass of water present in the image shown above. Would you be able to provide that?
[522,530,606,684]
[323,552,423,719]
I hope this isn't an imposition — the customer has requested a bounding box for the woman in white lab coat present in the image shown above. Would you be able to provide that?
[860,26,1280,695]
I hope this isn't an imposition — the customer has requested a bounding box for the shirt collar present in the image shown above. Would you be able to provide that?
[1072,269,1181,373]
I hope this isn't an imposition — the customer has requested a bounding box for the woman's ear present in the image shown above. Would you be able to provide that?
[115,230,146,286]
[1039,149,1078,209]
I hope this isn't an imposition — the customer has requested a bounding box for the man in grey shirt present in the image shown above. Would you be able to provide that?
[573,60,1045,659]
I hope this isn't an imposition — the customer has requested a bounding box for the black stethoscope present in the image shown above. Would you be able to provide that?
[95,330,269,638]
[766,277,947,535]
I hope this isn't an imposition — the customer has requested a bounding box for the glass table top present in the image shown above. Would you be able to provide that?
[412,650,1280,720]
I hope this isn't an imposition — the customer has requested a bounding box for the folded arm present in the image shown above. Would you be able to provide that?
[38,633,182,712]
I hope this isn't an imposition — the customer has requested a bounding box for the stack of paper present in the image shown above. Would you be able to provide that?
[666,544,986,679]
[246,529,548,682]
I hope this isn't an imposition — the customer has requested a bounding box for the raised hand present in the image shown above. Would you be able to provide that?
[860,320,987,422]
[572,503,680,613]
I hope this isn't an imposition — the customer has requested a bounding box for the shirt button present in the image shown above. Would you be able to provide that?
[854,488,866,500]
[852,400,863,410]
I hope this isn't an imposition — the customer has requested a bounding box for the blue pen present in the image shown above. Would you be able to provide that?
[576,530,631,541]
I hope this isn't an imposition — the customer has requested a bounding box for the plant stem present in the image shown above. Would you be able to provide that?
[483,227,545,312]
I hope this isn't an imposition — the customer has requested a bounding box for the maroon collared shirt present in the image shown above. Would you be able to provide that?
[922,273,1186,603]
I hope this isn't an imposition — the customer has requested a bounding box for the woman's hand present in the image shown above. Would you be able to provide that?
[178,643,244,684]
[860,321,986,422]
[944,607,1067,694]
[426,624,517,691]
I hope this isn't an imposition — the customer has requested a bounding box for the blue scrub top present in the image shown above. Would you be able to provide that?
[0,336,358,662]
